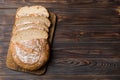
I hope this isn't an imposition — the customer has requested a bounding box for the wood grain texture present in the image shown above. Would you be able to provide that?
[0,0,120,80]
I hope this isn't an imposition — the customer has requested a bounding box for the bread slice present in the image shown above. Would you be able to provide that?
[13,23,49,34]
[12,28,48,43]
[15,16,51,27]
[16,6,49,18]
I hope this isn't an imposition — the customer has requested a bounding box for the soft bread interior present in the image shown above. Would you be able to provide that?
[15,16,51,27]
[14,23,49,33]
[12,28,48,42]
[16,6,49,18]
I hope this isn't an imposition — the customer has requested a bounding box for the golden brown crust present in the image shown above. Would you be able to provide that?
[11,39,49,71]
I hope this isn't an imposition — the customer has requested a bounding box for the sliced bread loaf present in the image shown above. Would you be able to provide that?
[8,5,52,71]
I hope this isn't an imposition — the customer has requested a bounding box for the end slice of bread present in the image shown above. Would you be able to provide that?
[16,6,49,18]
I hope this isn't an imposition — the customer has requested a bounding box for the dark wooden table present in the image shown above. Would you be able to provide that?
[0,0,120,80]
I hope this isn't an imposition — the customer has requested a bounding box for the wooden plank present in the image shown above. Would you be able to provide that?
[52,43,120,50]
[0,8,118,16]
[36,58,120,75]
[0,75,120,80]
[1,46,120,58]
[1,41,120,51]
[0,7,118,15]
[1,42,120,58]
[1,15,119,25]
[1,42,120,51]
[0,24,120,43]
[2,24,120,32]
[0,54,120,75]
[0,0,120,8]
[0,7,119,25]
[0,8,119,25]
[1,41,120,59]
[2,50,120,58]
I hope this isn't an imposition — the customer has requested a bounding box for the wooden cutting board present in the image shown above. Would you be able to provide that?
[6,12,56,75]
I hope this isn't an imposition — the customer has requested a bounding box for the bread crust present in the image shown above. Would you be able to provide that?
[11,39,49,71]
